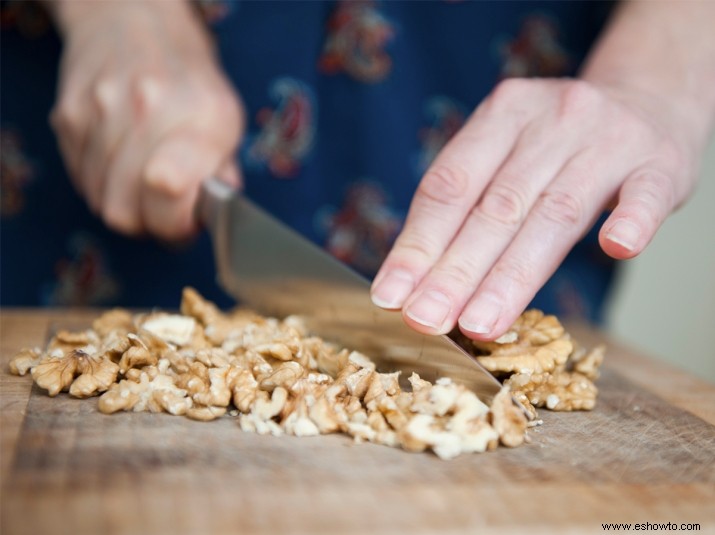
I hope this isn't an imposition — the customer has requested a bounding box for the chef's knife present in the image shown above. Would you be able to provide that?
[198,178,501,401]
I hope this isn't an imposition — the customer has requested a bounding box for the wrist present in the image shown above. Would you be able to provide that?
[579,0,715,161]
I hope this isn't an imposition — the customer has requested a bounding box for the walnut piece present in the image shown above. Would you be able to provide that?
[505,370,598,411]
[139,313,196,347]
[32,348,119,397]
[490,387,528,447]
[8,347,42,376]
[99,372,192,415]
[456,309,605,415]
[92,309,134,337]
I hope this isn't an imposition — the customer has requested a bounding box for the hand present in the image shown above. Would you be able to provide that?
[372,77,698,339]
[51,0,243,240]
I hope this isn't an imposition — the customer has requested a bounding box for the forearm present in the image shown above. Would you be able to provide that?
[581,0,715,156]
[47,0,210,51]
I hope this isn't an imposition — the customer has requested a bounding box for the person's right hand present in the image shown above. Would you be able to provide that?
[51,0,243,240]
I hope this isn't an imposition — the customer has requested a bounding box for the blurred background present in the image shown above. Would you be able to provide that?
[607,138,715,383]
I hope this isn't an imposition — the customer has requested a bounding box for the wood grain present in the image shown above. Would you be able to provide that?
[1,310,714,535]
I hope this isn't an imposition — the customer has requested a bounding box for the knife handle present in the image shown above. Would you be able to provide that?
[196,177,237,232]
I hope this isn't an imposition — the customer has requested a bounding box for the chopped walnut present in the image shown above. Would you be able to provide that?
[251,387,288,420]
[117,334,157,374]
[192,366,240,407]
[463,310,573,375]
[259,361,304,392]
[398,377,500,459]
[490,387,528,447]
[13,288,605,459]
[32,348,119,397]
[48,329,99,354]
[231,369,259,413]
[283,397,320,437]
[139,313,196,347]
[505,370,598,411]
[194,348,232,368]
[308,386,345,433]
[455,310,605,416]
[570,343,606,381]
[475,338,573,375]
[92,309,134,337]
[98,372,192,415]
[509,390,538,420]
[101,331,131,361]
[8,347,42,376]
[181,286,263,345]
[175,361,211,397]
[187,406,227,421]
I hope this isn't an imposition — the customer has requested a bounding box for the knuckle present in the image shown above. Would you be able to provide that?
[92,77,120,117]
[102,206,140,236]
[537,189,584,228]
[558,79,602,118]
[628,169,676,216]
[475,182,528,227]
[142,160,189,198]
[432,260,479,291]
[393,232,440,265]
[490,78,531,104]
[51,96,82,132]
[132,75,166,116]
[657,139,690,176]
[419,164,471,207]
[152,220,188,242]
[491,260,533,295]
[201,89,242,135]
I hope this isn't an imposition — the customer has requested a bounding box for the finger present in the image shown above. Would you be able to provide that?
[79,78,131,214]
[100,127,152,236]
[50,55,110,192]
[140,130,232,241]
[98,75,185,236]
[458,154,620,339]
[599,169,676,260]
[214,158,242,190]
[370,107,525,310]
[400,134,578,334]
[50,89,93,193]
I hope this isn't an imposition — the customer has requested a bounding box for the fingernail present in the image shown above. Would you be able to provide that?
[605,219,640,252]
[371,269,415,309]
[459,297,501,335]
[405,290,452,330]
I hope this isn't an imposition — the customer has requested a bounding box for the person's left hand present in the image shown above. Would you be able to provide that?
[371,78,699,340]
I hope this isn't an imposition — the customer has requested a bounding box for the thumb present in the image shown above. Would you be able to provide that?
[214,158,243,191]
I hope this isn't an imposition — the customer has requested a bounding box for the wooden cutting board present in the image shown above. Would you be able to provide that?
[1,310,714,535]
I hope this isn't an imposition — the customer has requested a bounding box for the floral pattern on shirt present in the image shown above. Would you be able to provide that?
[318,0,394,83]
[495,14,571,79]
[316,181,402,276]
[0,0,50,38]
[415,96,467,175]
[42,232,120,307]
[245,77,315,178]
[1,127,35,217]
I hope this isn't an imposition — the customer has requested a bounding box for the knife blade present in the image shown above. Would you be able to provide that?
[198,178,501,402]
